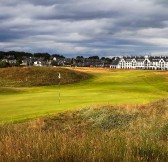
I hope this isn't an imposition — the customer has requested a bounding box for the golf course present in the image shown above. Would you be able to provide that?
[0,67,168,162]
[0,67,168,122]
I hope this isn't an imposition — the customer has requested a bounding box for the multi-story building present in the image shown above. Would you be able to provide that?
[110,56,168,70]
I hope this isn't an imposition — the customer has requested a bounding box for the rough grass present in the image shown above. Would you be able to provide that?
[0,99,167,162]
[0,67,91,87]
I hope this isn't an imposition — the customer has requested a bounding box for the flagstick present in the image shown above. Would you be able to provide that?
[58,78,60,103]
[58,73,61,103]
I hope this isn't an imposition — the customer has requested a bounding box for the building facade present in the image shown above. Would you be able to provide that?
[110,56,168,70]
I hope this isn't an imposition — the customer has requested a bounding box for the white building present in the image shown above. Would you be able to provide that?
[110,56,168,70]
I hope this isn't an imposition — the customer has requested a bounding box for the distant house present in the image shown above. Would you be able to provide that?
[20,57,34,66]
[1,58,17,64]
[8,59,17,64]
[110,57,120,69]
[110,56,168,70]
[20,60,28,66]
[33,61,44,66]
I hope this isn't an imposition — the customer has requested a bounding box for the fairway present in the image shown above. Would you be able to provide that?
[0,68,168,122]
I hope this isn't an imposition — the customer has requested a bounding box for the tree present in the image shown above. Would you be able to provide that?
[0,61,10,68]
[34,53,50,60]
[88,56,99,60]
[76,56,84,59]
[0,51,5,59]
[16,59,22,65]
[52,54,65,58]
[101,57,106,60]
[5,51,32,59]
[105,57,112,63]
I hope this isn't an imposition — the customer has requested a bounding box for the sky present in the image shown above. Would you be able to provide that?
[1,0,168,57]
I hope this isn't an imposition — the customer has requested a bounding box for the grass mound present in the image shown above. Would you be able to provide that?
[0,67,91,87]
[0,99,167,161]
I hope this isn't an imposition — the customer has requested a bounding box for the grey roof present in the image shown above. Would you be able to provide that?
[148,56,168,62]
[111,57,120,65]
[161,56,168,62]
[123,56,168,62]
[122,56,145,62]
[149,56,161,62]
[135,56,145,62]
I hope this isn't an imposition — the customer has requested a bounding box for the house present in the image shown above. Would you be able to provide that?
[33,60,49,66]
[110,57,120,69]
[110,56,168,70]
[1,55,17,64]
[20,60,28,66]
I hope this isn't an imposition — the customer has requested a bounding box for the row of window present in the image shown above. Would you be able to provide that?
[111,66,168,70]
[120,62,168,67]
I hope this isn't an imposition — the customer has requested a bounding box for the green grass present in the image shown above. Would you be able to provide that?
[0,68,168,122]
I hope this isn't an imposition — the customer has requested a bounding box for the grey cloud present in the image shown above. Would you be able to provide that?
[26,0,76,6]
[0,0,74,6]
[0,0,168,56]
[30,1,121,21]
[34,10,120,21]
[115,17,165,30]
[0,0,20,6]
[0,27,26,42]
[0,15,11,21]
[152,0,168,6]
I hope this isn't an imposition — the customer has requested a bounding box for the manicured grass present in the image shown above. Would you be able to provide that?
[0,68,168,122]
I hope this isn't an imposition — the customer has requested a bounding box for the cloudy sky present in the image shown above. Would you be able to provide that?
[1,0,168,57]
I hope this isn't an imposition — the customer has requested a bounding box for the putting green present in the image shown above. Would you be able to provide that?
[0,68,168,122]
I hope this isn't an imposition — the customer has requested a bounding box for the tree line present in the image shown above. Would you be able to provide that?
[0,51,113,60]
[0,51,65,60]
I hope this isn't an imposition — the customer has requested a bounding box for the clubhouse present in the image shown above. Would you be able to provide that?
[110,56,168,70]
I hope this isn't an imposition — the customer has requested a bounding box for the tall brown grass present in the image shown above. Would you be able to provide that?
[0,67,92,87]
[0,99,167,162]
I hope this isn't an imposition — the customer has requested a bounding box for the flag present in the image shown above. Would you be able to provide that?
[58,73,61,79]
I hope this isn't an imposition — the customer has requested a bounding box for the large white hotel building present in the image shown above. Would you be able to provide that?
[110,56,168,70]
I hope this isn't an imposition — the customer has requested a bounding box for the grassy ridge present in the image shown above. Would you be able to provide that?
[0,99,167,161]
[0,67,91,87]
[0,68,168,122]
